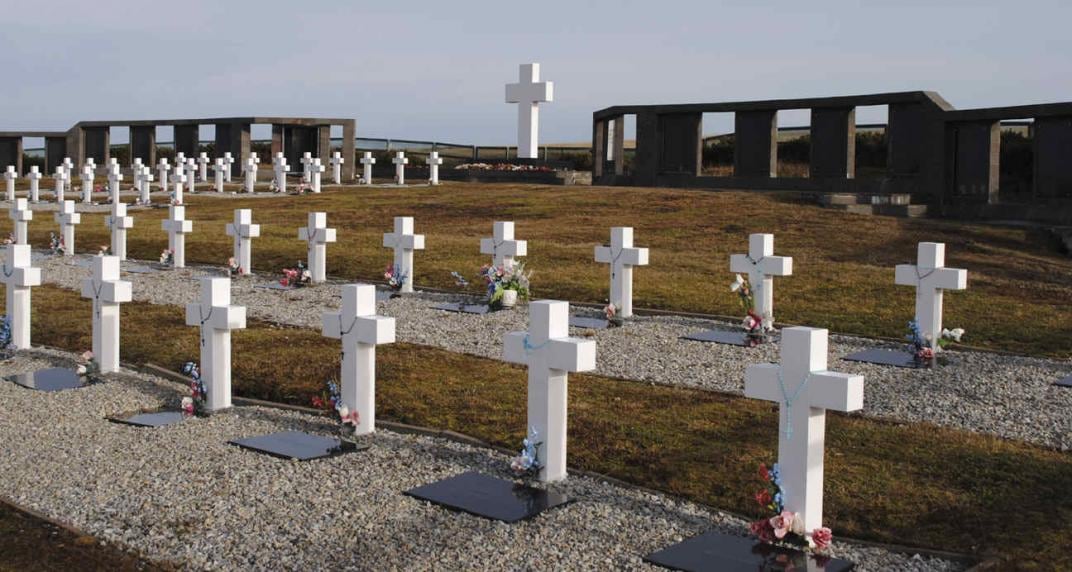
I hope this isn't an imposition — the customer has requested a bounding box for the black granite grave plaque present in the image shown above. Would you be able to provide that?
[1055,375,1072,388]
[376,290,395,303]
[681,330,755,347]
[842,348,933,369]
[433,303,491,315]
[255,283,296,291]
[6,368,84,392]
[228,431,364,461]
[108,411,186,428]
[644,531,854,572]
[122,264,156,274]
[404,471,571,523]
[569,316,611,330]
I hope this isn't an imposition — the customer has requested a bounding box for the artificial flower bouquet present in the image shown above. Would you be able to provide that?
[510,427,543,480]
[480,261,531,309]
[906,319,964,361]
[180,361,208,417]
[49,232,65,256]
[731,273,774,346]
[384,264,408,292]
[280,261,312,288]
[750,463,834,552]
[604,303,624,327]
[311,379,361,443]
[227,257,245,277]
[76,350,103,385]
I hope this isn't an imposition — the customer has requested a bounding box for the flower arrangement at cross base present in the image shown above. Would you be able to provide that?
[168,192,182,206]
[479,261,531,310]
[906,320,964,361]
[604,303,624,327]
[311,379,361,442]
[750,463,833,552]
[0,315,14,358]
[159,249,174,265]
[384,264,407,293]
[180,361,208,416]
[49,233,65,256]
[76,351,104,385]
[289,182,311,195]
[731,274,774,346]
[98,245,111,256]
[509,427,544,480]
[227,257,246,277]
[3,232,15,245]
[280,261,312,288]
[454,163,554,173]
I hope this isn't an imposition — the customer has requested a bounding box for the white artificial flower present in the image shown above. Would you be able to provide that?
[730,274,745,292]
[76,365,87,375]
[950,328,964,342]
[338,405,350,420]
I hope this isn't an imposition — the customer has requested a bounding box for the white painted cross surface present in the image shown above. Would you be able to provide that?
[81,164,95,203]
[161,205,193,268]
[9,199,32,244]
[225,209,260,275]
[157,158,170,192]
[298,212,337,283]
[106,164,123,204]
[360,152,376,185]
[744,327,863,537]
[2,244,42,349]
[505,63,554,159]
[730,233,793,323]
[272,153,289,193]
[80,255,131,373]
[185,159,197,193]
[197,153,210,182]
[392,152,408,185]
[894,242,968,349]
[244,156,258,193]
[26,166,42,202]
[503,300,595,482]
[382,216,425,294]
[212,158,226,193]
[53,166,67,202]
[53,200,80,256]
[309,158,325,193]
[222,152,235,182]
[137,166,153,205]
[62,158,74,193]
[322,284,395,435]
[185,278,246,411]
[4,166,16,201]
[329,151,344,184]
[132,157,143,173]
[300,152,314,183]
[480,221,527,269]
[426,152,443,185]
[594,227,649,318]
[170,172,186,206]
[105,202,134,261]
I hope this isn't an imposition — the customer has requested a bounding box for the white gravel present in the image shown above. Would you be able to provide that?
[0,348,964,571]
[32,251,1072,451]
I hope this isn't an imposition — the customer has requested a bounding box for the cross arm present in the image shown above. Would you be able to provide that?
[744,363,783,402]
[502,331,528,365]
[729,254,752,274]
[808,371,864,412]
[101,280,133,304]
[9,267,41,288]
[321,311,343,339]
[759,255,792,276]
[624,247,649,266]
[548,337,596,373]
[894,264,918,287]
[934,267,967,291]
[208,305,246,330]
[55,212,81,224]
[355,315,396,345]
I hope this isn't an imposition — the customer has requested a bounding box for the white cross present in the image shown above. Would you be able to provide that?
[26,166,42,202]
[169,172,186,206]
[53,200,80,257]
[185,159,197,193]
[321,283,395,436]
[225,209,260,275]
[81,164,95,203]
[272,152,289,193]
[222,152,235,182]
[137,166,154,205]
[197,152,210,182]
[2,244,42,349]
[61,158,74,193]
[505,63,554,159]
[594,227,650,318]
[298,212,337,283]
[309,158,325,193]
[360,152,376,185]
[106,164,123,204]
[244,155,259,193]
[185,278,246,411]
[300,152,314,183]
[157,158,171,192]
[8,198,32,244]
[161,205,193,268]
[52,166,67,203]
[426,151,443,185]
[4,166,16,202]
[132,157,143,173]
[382,216,425,294]
[80,255,131,373]
[730,233,793,323]
[212,158,226,193]
[480,221,527,269]
[175,152,187,171]
[392,152,408,185]
[503,300,596,482]
[105,202,134,261]
[84,157,96,174]
[744,327,863,536]
[894,242,968,349]
[329,151,344,184]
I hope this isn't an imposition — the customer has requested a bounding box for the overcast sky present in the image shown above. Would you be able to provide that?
[2,0,1069,145]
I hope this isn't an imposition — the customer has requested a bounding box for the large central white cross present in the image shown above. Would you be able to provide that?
[505,63,554,159]
[9,199,32,244]
[360,152,376,185]
[161,205,193,268]
[322,284,396,436]
[80,255,131,373]
[298,212,337,283]
[329,151,344,184]
[185,278,246,411]
[309,158,325,193]
[272,152,289,193]
[745,327,863,536]
[3,244,41,349]
[595,227,649,318]
[225,208,260,275]
[3,166,16,201]
[382,216,425,294]
[894,242,967,348]
[105,202,133,260]
[392,152,408,185]
[426,152,443,185]
[244,155,259,194]
[730,233,793,322]
[53,200,80,256]
[212,158,226,193]
[26,166,42,202]
[157,158,170,192]
[480,221,527,269]
[197,152,210,182]
[52,166,67,202]
[503,300,596,482]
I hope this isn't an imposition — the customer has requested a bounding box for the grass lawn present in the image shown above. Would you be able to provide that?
[24,284,1072,569]
[8,182,1072,357]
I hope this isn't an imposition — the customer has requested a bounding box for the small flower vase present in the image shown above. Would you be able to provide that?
[501,289,518,308]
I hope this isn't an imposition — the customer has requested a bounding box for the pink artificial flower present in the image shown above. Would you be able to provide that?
[759,463,770,481]
[749,519,774,543]
[811,527,833,550]
[181,397,195,416]
[754,489,772,507]
[769,510,797,539]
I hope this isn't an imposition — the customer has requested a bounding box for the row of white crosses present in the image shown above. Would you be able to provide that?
[354,151,442,186]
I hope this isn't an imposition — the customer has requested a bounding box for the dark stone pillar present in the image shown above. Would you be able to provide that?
[317,125,331,158]
[950,121,1000,203]
[215,122,250,176]
[810,107,855,179]
[888,102,924,176]
[612,115,626,176]
[83,127,110,165]
[592,118,605,179]
[174,125,199,156]
[341,120,355,181]
[45,137,67,172]
[283,126,318,169]
[734,110,777,177]
[271,124,284,156]
[0,137,22,175]
[130,126,156,167]
[1033,116,1072,199]
[657,113,701,175]
[633,110,659,186]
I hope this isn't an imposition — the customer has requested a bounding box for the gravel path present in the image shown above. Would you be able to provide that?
[0,349,963,571]
[33,252,1072,451]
